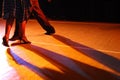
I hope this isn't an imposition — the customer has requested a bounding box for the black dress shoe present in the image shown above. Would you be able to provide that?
[45,26,55,35]
[2,37,9,47]
[45,29,55,35]
[45,31,55,35]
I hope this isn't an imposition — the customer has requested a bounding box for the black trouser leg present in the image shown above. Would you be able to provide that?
[0,0,3,17]
[32,7,55,33]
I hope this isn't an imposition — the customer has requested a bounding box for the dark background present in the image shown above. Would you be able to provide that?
[39,0,120,23]
[0,0,120,23]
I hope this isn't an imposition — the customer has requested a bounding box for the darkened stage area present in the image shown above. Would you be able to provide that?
[0,0,120,23]
[38,0,120,23]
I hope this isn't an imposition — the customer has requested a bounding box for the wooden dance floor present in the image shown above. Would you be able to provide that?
[0,18,120,80]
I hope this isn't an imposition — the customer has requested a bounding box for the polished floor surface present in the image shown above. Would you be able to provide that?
[0,18,120,80]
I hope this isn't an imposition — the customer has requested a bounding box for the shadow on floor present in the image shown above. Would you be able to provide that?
[7,43,120,80]
[52,34,120,73]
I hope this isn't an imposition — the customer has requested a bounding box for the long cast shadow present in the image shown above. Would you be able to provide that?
[7,48,50,80]
[8,47,87,80]
[19,44,91,80]
[6,47,120,80]
[52,34,120,73]
[19,44,119,80]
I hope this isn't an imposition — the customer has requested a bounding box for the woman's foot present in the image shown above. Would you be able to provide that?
[20,36,31,44]
[9,36,19,41]
[2,37,9,47]
[10,35,31,44]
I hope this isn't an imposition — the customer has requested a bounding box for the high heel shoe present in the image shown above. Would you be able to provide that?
[9,36,19,41]
[19,36,31,44]
[2,37,9,47]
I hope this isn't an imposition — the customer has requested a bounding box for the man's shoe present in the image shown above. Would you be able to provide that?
[45,26,55,35]
[45,31,55,35]
[2,37,9,47]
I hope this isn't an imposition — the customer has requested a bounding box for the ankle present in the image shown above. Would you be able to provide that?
[3,36,8,40]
